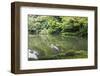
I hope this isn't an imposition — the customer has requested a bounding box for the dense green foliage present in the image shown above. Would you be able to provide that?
[28,15,88,38]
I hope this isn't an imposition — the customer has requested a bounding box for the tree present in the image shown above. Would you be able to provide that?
[28,15,88,38]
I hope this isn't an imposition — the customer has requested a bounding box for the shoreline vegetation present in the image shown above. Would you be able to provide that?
[28,15,88,60]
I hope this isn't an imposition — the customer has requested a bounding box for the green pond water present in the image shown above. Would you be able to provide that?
[28,35,88,60]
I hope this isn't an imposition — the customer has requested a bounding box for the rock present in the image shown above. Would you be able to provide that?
[28,49,39,60]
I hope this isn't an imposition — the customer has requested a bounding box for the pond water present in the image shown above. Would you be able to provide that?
[28,35,88,60]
